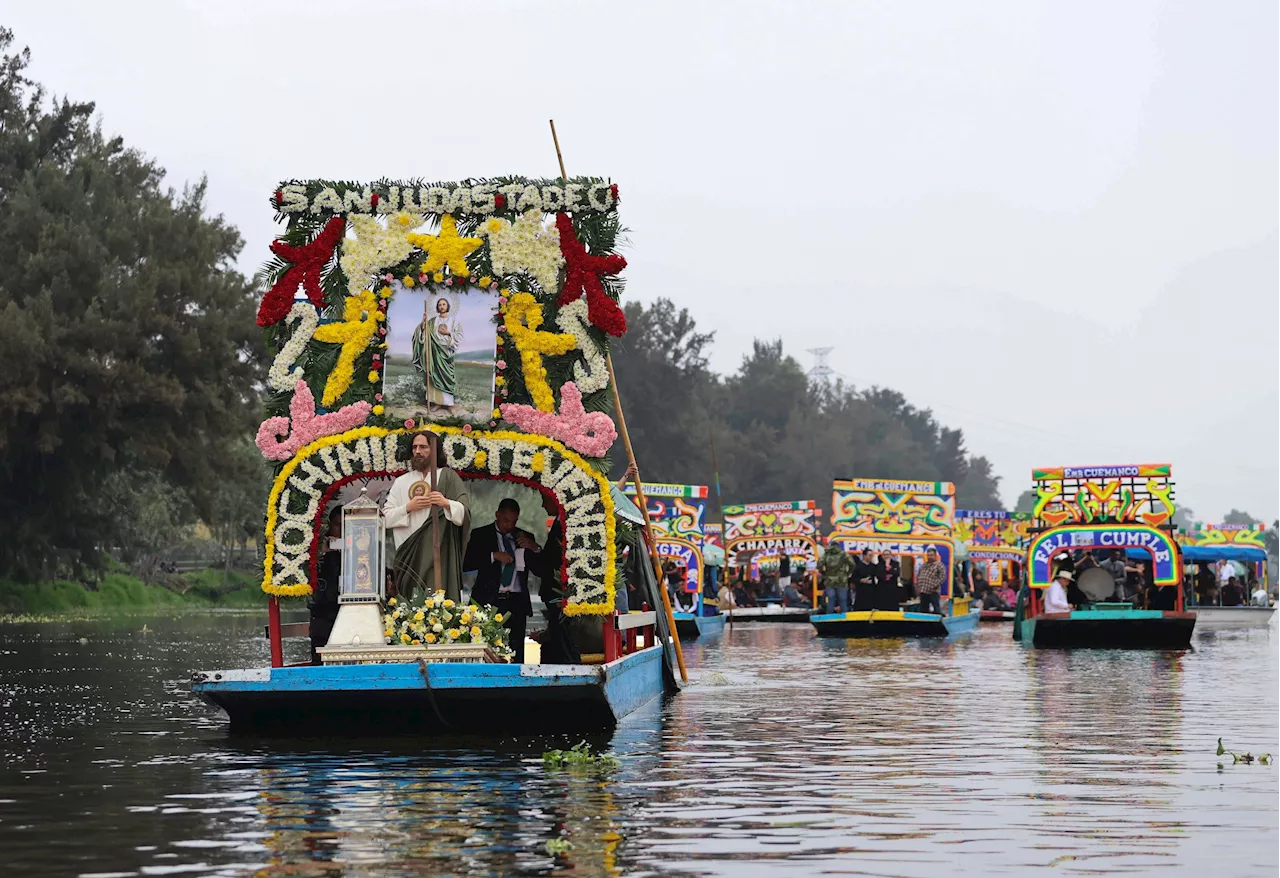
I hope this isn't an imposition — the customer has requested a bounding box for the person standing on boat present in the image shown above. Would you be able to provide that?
[1044,570,1074,614]
[852,548,877,610]
[466,498,543,663]
[385,431,472,603]
[819,544,854,613]
[309,505,343,664]
[874,552,901,610]
[1100,549,1128,601]
[915,547,947,615]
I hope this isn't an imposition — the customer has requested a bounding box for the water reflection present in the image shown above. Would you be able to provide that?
[0,615,1275,876]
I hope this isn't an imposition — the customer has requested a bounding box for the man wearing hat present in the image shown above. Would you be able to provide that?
[1044,569,1074,614]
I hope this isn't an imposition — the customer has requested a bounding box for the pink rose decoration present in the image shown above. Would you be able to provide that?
[499,382,617,457]
[496,360,507,370]
[404,419,415,429]
[255,380,373,461]
[462,424,472,433]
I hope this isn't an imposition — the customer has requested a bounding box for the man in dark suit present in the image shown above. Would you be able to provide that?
[464,498,542,663]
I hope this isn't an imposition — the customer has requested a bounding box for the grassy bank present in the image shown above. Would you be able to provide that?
[0,568,270,615]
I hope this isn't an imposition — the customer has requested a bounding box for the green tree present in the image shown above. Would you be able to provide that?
[1221,509,1258,526]
[1014,489,1037,514]
[0,29,263,579]
[1172,505,1198,532]
[609,300,1005,514]
[609,298,716,485]
[1266,521,1278,560]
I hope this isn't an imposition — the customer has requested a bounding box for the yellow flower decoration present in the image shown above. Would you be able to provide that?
[373,405,384,415]
[402,275,415,288]
[447,628,460,640]
[530,452,544,472]
[425,632,436,644]
[478,276,492,287]
[433,272,444,284]
[473,450,487,468]
[502,292,576,411]
[312,290,380,406]
[494,376,505,386]
[400,633,411,644]
[461,612,472,625]
[491,408,502,419]
[367,370,379,383]
[443,599,455,608]
[409,215,482,277]
[470,625,482,638]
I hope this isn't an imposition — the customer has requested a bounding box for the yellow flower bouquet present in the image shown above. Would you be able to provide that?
[382,591,512,659]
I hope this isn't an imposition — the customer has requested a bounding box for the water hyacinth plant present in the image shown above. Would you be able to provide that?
[383,590,512,658]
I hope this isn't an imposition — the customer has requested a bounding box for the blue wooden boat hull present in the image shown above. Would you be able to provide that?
[673,612,727,640]
[1021,611,1195,649]
[191,646,666,735]
[810,609,979,638]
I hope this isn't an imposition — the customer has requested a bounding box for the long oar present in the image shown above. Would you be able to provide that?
[548,119,687,683]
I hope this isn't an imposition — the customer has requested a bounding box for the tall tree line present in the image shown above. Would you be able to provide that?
[609,299,1005,518]
[0,30,264,580]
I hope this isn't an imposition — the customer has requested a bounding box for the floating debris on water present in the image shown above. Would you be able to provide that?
[542,741,620,771]
[1216,737,1272,765]
[545,838,574,856]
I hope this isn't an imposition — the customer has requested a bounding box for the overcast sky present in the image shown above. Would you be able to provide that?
[7,1,1276,522]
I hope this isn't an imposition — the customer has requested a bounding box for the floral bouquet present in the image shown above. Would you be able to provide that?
[383,591,512,659]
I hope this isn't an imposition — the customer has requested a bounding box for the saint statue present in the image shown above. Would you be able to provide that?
[384,431,471,603]
[411,296,461,414]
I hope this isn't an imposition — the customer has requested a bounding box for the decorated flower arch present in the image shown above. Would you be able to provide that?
[253,177,628,616]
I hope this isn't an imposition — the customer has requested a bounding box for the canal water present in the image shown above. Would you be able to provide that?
[1,614,1276,877]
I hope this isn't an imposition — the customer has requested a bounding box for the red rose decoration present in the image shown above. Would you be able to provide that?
[256,216,346,327]
[371,192,381,208]
[555,212,628,336]
[494,193,506,209]
[609,184,619,204]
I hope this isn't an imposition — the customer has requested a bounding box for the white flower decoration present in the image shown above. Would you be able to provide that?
[481,209,564,294]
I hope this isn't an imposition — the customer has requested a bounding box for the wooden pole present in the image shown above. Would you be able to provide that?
[429,433,442,597]
[422,301,443,598]
[709,425,732,631]
[549,119,687,682]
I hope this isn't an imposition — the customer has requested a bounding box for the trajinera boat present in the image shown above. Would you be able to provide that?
[722,500,822,623]
[625,482,727,640]
[1016,463,1195,649]
[811,477,979,638]
[955,509,1030,622]
[1179,522,1275,629]
[191,174,681,733]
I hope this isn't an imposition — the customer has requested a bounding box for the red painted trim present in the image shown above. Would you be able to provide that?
[267,598,284,668]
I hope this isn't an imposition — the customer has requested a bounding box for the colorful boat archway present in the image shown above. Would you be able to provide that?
[831,478,957,596]
[955,509,1029,587]
[723,500,820,605]
[623,482,711,604]
[1028,523,1181,588]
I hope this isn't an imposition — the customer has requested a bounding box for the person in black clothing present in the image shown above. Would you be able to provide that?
[309,506,343,665]
[851,548,876,610]
[1221,576,1245,607]
[778,553,793,592]
[464,498,543,663]
[875,552,901,610]
[528,493,579,664]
